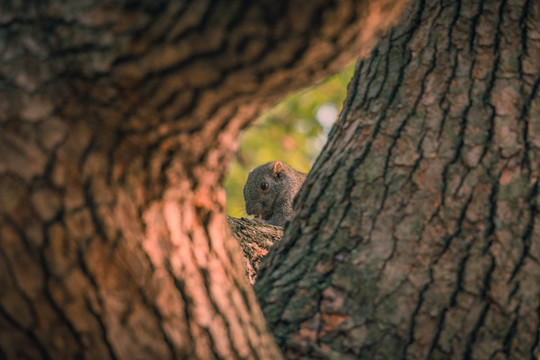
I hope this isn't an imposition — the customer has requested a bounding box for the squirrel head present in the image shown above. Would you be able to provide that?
[243,161,287,221]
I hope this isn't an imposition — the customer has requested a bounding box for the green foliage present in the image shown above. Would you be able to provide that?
[225,63,355,218]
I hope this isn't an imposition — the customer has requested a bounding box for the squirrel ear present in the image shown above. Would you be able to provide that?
[272,161,285,178]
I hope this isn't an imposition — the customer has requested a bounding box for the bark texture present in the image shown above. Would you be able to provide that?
[256,0,540,359]
[0,0,408,359]
[228,217,283,284]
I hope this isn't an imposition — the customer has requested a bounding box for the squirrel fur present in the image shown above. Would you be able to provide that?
[243,161,307,227]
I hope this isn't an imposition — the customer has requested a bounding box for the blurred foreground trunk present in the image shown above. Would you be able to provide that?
[0,0,407,358]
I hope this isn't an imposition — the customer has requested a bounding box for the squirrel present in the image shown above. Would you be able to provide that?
[243,161,307,227]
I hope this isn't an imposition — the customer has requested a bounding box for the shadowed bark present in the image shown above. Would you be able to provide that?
[0,0,408,359]
[256,0,540,358]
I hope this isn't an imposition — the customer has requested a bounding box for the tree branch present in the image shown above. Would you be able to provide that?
[228,216,283,284]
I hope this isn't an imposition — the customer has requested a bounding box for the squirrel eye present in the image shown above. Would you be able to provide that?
[260,181,269,191]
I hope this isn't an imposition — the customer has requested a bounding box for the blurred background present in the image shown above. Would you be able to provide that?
[225,63,355,218]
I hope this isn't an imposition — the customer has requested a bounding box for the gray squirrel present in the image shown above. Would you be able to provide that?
[243,161,307,227]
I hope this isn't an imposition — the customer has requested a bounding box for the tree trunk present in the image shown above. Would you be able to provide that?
[0,1,408,359]
[256,0,540,359]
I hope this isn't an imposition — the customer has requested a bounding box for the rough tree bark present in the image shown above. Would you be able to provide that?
[0,1,408,359]
[256,0,540,359]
